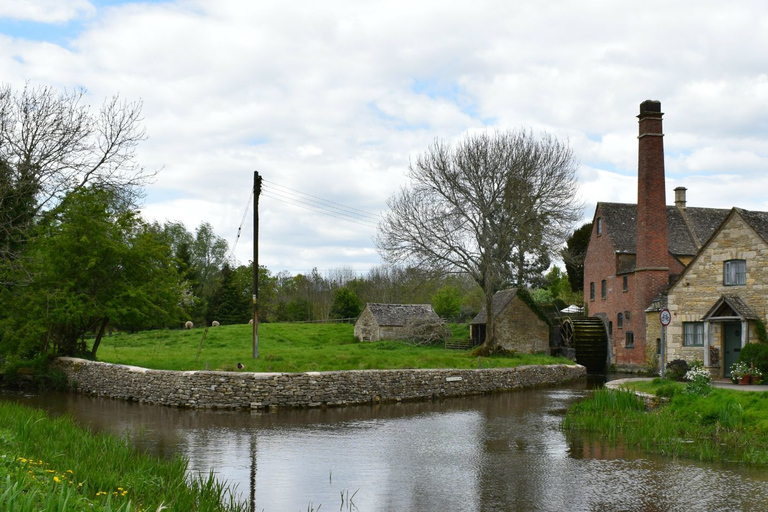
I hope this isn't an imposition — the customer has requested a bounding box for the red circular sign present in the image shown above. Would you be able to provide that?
[660,308,671,326]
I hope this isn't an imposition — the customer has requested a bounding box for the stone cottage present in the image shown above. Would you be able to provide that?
[663,208,768,377]
[583,99,768,375]
[354,303,439,342]
[469,289,550,354]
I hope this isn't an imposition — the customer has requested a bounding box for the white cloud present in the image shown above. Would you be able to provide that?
[0,0,93,23]
[3,0,768,273]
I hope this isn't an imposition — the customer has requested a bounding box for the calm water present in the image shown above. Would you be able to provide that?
[4,381,768,511]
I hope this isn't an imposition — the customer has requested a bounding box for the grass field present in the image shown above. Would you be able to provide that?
[96,322,574,372]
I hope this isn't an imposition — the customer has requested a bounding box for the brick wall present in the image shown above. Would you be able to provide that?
[52,358,586,410]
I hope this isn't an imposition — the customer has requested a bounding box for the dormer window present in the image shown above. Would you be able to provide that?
[724,259,746,286]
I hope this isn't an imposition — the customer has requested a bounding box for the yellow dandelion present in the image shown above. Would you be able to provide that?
[67,469,74,474]
[121,490,128,496]
[54,476,60,483]
[78,482,83,487]
[18,457,27,463]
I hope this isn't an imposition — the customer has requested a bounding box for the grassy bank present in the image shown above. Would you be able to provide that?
[96,323,573,372]
[0,401,244,511]
[563,382,768,465]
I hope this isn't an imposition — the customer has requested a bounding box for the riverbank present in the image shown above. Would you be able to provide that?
[53,357,586,409]
[0,401,245,511]
[565,379,768,465]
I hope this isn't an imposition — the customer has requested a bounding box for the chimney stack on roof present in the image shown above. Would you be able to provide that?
[674,187,687,209]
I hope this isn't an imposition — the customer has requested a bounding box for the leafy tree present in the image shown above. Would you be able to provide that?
[377,130,581,354]
[0,83,149,268]
[1,187,182,358]
[432,285,462,319]
[208,263,251,325]
[562,222,592,292]
[330,287,363,319]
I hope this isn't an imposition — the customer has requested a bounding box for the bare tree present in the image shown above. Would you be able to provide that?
[0,82,151,267]
[376,130,582,354]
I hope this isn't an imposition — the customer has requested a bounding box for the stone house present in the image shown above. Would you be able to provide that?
[354,303,439,342]
[469,289,550,354]
[664,208,768,377]
[583,99,768,375]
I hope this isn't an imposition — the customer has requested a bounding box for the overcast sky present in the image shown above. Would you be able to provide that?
[2,0,768,276]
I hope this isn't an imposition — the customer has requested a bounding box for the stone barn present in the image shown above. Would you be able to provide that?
[470,288,550,354]
[355,303,440,342]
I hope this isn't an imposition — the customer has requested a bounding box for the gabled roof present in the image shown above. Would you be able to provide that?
[597,202,730,257]
[667,207,768,296]
[736,208,768,244]
[470,288,518,325]
[364,303,438,326]
[703,295,758,321]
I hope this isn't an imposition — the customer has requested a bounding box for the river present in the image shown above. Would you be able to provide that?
[4,379,768,511]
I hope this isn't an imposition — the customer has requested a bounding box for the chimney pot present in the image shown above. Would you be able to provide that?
[640,100,662,114]
[674,187,687,209]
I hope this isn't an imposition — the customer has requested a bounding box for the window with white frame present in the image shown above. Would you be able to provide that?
[724,259,746,286]
[683,322,705,347]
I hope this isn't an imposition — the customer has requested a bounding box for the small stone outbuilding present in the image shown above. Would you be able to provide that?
[355,303,439,342]
[470,288,550,354]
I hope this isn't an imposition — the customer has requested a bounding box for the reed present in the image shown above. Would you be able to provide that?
[0,401,246,511]
[565,386,768,465]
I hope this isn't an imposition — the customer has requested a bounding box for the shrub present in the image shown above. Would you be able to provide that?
[403,317,451,346]
[739,343,768,376]
[665,359,689,381]
[684,364,712,396]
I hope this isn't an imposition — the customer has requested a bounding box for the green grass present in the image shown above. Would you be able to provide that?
[564,386,768,465]
[0,401,245,511]
[97,322,574,372]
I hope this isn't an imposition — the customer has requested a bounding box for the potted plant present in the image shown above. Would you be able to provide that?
[731,361,749,385]
[747,364,763,385]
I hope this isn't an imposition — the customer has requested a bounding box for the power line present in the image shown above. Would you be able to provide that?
[261,183,380,229]
[262,178,380,221]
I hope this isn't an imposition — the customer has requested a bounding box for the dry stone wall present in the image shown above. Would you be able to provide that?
[53,358,586,410]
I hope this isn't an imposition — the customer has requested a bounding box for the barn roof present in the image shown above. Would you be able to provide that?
[470,288,518,325]
[364,303,439,326]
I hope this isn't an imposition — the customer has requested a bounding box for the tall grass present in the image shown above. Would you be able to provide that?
[565,387,768,465]
[0,401,246,511]
[97,323,574,372]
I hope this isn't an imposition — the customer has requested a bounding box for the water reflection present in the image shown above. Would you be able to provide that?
[4,382,768,511]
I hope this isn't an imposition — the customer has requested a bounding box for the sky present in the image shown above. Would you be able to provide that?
[2,0,768,277]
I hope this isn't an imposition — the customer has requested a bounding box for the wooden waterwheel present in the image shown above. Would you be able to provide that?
[560,317,608,373]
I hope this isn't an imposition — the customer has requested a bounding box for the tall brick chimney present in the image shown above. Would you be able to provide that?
[636,100,669,273]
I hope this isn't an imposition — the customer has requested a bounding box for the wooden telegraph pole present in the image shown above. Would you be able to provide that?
[253,171,262,358]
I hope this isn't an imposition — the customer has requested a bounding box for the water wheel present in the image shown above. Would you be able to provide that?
[560,317,608,373]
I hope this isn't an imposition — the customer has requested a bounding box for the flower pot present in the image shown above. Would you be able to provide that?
[739,376,750,385]
[751,376,763,385]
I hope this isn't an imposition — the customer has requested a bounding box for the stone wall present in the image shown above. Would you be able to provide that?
[494,295,550,354]
[52,358,586,410]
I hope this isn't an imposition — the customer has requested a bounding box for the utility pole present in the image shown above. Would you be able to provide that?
[253,171,262,359]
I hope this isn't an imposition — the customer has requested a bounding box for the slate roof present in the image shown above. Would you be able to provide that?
[737,209,768,243]
[703,294,759,321]
[364,303,438,326]
[470,288,518,325]
[598,202,730,257]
